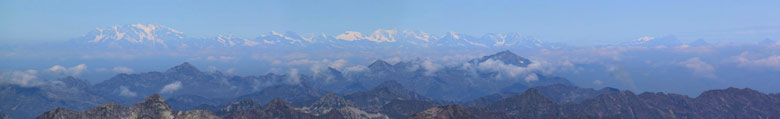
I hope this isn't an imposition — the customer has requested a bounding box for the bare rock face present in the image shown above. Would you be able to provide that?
[36,94,219,119]
[464,87,780,119]
[486,88,561,118]
[303,93,388,119]
[345,80,430,112]
[305,93,355,115]
[36,108,82,119]
[409,105,477,119]
[226,98,316,119]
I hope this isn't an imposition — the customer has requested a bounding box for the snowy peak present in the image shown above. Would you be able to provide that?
[75,25,560,49]
[332,29,400,43]
[85,24,185,48]
[626,36,682,46]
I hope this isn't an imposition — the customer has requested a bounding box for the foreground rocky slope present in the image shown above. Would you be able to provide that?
[37,94,218,119]
[38,85,780,119]
[414,87,780,119]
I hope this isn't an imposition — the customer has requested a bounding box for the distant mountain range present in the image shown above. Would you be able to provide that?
[45,24,736,51]
[4,50,780,118]
[61,24,562,50]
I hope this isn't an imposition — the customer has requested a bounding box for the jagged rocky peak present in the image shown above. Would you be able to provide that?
[263,98,295,110]
[306,93,358,116]
[132,94,172,111]
[375,80,405,90]
[518,88,546,98]
[0,113,9,119]
[311,93,354,108]
[222,99,260,112]
[326,67,343,75]
[36,108,82,119]
[37,94,219,119]
[368,59,395,72]
[370,80,430,101]
[56,76,91,89]
[165,62,202,75]
[697,87,764,99]
[598,87,619,92]
[409,105,476,119]
[471,50,532,67]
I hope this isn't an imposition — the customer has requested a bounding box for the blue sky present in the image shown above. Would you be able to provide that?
[1,0,779,45]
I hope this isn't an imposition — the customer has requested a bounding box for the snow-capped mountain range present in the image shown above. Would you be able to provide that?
[69,24,559,50]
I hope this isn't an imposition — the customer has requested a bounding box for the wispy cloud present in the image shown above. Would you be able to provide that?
[0,70,41,87]
[159,81,183,94]
[119,86,137,97]
[737,52,780,69]
[679,57,716,78]
[112,66,133,73]
[48,64,88,76]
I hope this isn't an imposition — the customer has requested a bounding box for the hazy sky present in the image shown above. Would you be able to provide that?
[1,0,779,45]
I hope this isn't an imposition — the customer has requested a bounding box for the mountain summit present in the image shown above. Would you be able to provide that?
[78,24,187,48]
[470,50,532,67]
[166,62,202,75]
[368,59,395,72]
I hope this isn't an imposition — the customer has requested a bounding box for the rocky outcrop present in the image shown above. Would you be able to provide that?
[37,94,219,119]
[409,105,477,119]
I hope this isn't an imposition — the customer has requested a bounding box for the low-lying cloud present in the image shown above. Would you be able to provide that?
[737,53,780,69]
[48,64,88,76]
[112,66,134,73]
[473,59,553,80]
[0,70,42,87]
[119,86,137,97]
[679,57,717,78]
[159,81,183,94]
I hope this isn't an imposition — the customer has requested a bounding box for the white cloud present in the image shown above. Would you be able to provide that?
[219,56,236,61]
[0,70,41,87]
[49,65,66,72]
[285,69,301,85]
[271,60,283,65]
[112,66,134,73]
[329,59,348,69]
[287,59,328,65]
[679,57,716,78]
[119,86,137,97]
[207,66,218,72]
[207,56,236,61]
[385,57,401,64]
[263,40,276,44]
[524,73,539,82]
[605,65,636,90]
[207,56,217,61]
[474,59,552,79]
[593,80,603,85]
[737,52,780,69]
[48,64,88,76]
[225,68,236,75]
[160,81,183,94]
[344,65,368,73]
[636,36,655,42]
[420,59,441,76]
